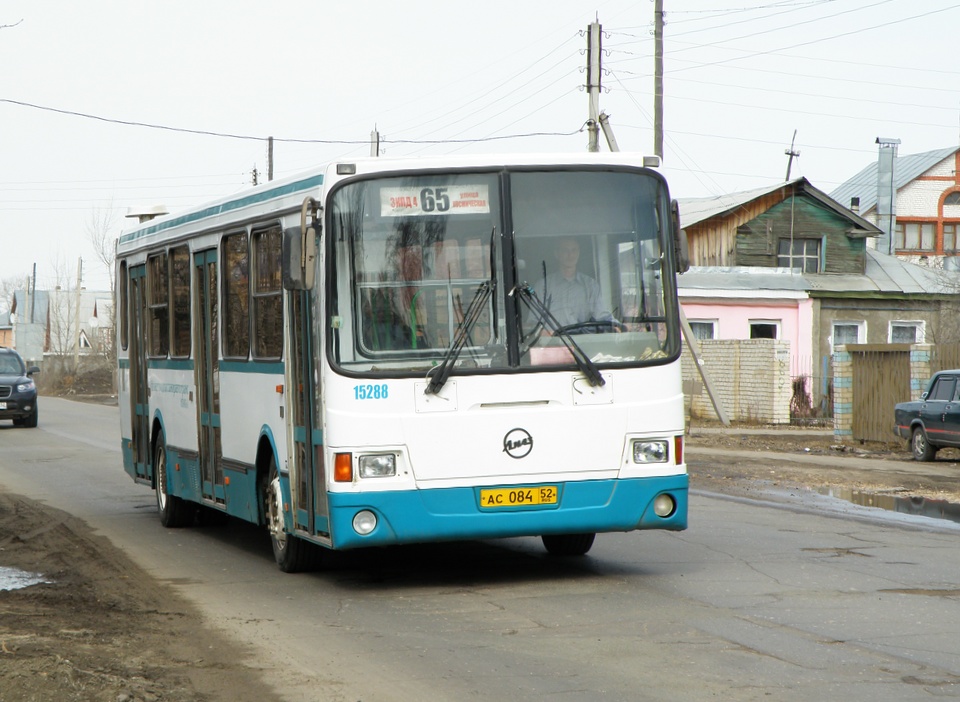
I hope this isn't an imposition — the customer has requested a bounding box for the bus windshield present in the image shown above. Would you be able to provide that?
[328,168,679,375]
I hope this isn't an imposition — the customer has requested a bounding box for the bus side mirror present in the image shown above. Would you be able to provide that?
[671,199,690,274]
[282,226,317,290]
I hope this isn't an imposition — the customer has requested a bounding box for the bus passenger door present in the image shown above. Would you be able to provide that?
[128,264,151,482]
[194,250,224,504]
[288,289,327,538]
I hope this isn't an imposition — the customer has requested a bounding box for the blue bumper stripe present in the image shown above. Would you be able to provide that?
[326,475,688,550]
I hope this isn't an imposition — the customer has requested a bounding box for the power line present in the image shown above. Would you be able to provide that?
[0,98,581,146]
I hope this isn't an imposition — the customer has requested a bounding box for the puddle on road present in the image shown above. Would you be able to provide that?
[819,487,960,525]
[0,566,49,592]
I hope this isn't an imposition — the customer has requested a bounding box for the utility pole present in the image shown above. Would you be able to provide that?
[784,130,800,181]
[370,127,381,157]
[586,21,602,152]
[653,0,664,160]
[73,257,82,373]
[267,136,274,181]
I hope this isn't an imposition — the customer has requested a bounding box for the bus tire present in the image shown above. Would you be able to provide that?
[155,431,195,528]
[264,457,322,573]
[541,533,596,556]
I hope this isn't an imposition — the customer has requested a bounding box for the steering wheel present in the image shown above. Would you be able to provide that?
[555,320,626,335]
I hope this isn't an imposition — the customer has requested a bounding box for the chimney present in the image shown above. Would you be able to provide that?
[875,137,900,255]
[850,197,860,213]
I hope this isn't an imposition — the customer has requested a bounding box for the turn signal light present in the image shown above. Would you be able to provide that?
[334,453,353,482]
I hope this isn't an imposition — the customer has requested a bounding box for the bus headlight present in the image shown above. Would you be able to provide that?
[358,454,396,478]
[353,510,378,535]
[632,440,668,464]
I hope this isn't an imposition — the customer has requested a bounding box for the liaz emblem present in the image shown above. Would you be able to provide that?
[502,428,533,459]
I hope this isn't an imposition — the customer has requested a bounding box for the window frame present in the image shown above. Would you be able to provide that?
[776,237,821,273]
[749,319,780,340]
[688,319,717,341]
[889,320,924,344]
[831,320,865,351]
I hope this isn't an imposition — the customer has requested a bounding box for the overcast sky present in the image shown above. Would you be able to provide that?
[2,0,958,295]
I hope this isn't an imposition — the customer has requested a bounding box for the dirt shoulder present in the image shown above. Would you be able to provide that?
[0,493,282,702]
[686,425,960,504]
[2,423,958,702]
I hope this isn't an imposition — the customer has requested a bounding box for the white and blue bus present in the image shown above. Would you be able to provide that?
[116,153,690,571]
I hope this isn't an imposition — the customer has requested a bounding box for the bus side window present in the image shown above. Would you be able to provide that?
[119,260,128,351]
[170,246,191,357]
[223,232,250,359]
[147,252,169,357]
[252,226,283,359]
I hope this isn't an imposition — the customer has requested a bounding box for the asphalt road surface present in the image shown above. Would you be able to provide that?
[2,397,959,701]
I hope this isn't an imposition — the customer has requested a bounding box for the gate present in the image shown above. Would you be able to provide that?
[931,343,960,374]
[850,344,911,443]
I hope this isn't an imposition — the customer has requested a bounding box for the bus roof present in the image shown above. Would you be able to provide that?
[116,151,655,254]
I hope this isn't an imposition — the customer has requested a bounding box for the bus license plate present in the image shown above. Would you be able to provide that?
[480,486,558,509]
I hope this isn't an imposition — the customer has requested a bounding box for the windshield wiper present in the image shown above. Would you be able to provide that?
[511,283,605,388]
[424,228,497,395]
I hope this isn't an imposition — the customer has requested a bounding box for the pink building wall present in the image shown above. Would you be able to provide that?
[680,296,815,377]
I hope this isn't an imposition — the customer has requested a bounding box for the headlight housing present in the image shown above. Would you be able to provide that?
[632,439,669,464]
[358,453,397,478]
[17,380,35,393]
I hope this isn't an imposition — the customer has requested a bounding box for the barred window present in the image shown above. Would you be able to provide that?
[252,226,283,359]
[147,253,169,357]
[223,233,250,359]
[170,246,191,357]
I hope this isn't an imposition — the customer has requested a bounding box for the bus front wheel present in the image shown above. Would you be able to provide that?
[541,533,596,556]
[155,431,195,528]
[264,458,322,573]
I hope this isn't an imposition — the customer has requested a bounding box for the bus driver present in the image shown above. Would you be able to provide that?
[539,236,617,329]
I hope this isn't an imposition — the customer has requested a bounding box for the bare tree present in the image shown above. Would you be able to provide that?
[0,275,28,314]
[44,253,78,377]
[86,206,118,363]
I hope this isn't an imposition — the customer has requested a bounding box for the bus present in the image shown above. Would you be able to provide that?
[116,152,690,572]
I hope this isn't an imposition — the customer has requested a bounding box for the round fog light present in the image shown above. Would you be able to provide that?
[652,494,676,518]
[352,510,378,535]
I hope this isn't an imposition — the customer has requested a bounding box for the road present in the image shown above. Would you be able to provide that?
[2,397,959,701]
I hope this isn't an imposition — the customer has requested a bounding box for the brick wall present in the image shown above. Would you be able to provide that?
[681,339,792,425]
[898,179,945,217]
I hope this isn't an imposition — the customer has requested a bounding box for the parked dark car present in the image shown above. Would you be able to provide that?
[893,369,960,461]
[0,347,39,428]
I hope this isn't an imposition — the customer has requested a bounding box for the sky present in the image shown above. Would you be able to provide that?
[2,0,958,298]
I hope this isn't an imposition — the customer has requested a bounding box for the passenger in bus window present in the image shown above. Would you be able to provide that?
[538,237,617,330]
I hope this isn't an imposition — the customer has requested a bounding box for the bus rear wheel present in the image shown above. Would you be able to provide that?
[541,533,596,556]
[264,458,322,573]
[155,431,195,528]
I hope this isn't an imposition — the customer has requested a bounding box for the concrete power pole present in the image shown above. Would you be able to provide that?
[784,130,800,181]
[653,0,664,160]
[267,136,274,181]
[73,257,82,372]
[586,22,602,153]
